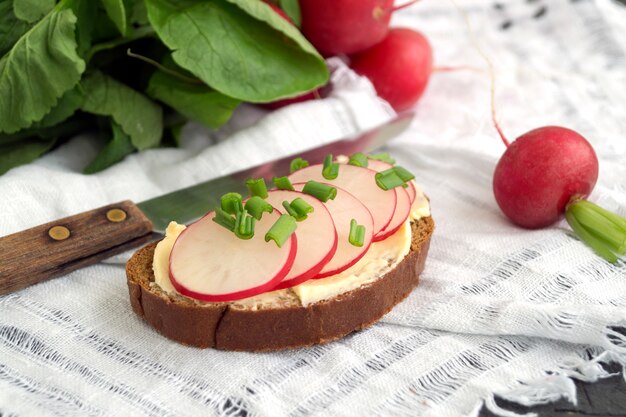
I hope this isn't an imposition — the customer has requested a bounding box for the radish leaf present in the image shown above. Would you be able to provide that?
[100,0,128,36]
[0,137,56,175]
[13,0,55,23]
[278,0,300,26]
[0,1,29,56]
[81,71,163,150]
[0,8,85,134]
[36,87,85,129]
[145,0,328,102]
[148,69,240,129]
[84,121,136,174]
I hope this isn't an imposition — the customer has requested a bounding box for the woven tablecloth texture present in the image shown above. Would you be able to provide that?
[1,1,625,416]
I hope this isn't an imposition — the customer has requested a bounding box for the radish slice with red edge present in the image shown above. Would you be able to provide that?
[293,183,374,278]
[375,186,411,240]
[264,190,338,289]
[362,158,412,239]
[406,181,417,204]
[169,209,296,302]
[289,164,396,237]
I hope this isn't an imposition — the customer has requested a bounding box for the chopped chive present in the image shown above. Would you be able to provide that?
[282,198,314,221]
[291,198,314,216]
[273,176,294,191]
[234,210,255,240]
[322,163,339,180]
[349,219,366,247]
[302,180,337,202]
[220,192,243,215]
[290,157,309,173]
[212,208,236,232]
[265,214,297,248]
[246,178,268,199]
[566,208,618,263]
[322,154,339,180]
[348,152,369,168]
[375,169,405,190]
[393,166,415,182]
[245,196,273,220]
[282,200,298,218]
[369,152,395,165]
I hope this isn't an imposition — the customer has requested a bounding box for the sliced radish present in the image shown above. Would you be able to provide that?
[293,183,374,278]
[169,209,296,302]
[406,181,417,204]
[364,158,392,173]
[264,190,338,289]
[375,186,411,240]
[289,164,396,236]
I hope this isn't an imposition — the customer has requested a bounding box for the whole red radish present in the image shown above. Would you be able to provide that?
[350,28,433,111]
[299,0,395,56]
[493,126,598,229]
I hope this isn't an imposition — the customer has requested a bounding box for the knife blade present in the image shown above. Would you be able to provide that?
[0,112,413,295]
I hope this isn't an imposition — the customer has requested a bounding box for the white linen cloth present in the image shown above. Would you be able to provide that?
[1,1,626,416]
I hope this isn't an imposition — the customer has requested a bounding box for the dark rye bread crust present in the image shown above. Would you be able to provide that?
[126,216,434,351]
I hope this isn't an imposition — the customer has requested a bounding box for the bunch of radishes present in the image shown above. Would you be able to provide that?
[266,0,625,263]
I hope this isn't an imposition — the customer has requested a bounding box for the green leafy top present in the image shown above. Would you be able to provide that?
[146,0,328,102]
[81,71,163,150]
[0,0,330,174]
[0,7,85,134]
[13,0,55,23]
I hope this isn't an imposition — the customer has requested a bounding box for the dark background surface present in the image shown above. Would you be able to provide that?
[479,363,626,416]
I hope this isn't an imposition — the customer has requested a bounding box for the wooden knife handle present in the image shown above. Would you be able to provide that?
[0,200,153,295]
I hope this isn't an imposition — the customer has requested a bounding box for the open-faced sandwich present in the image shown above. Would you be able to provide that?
[126,153,434,351]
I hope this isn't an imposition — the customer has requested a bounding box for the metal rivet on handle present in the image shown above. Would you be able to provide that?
[107,208,127,223]
[48,226,70,241]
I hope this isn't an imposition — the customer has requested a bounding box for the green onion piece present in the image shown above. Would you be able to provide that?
[349,219,366,247]
[220,192,243,215]
[265,214,297,248]
[393,166,415,182]
[245,196,273,220]
[302,180,337,202]
[282,198,314,221]
[568,201,626,255]
[323,154,333,168]
[234,210,255,240]
[290,157,309,173]
[322,154,339,180]
[375,169,405,190]
[212,208,236,232]
[246,178,268,199]
[281,200,298,218]
[566,208,618,263]
[369,152,396,165]
[272,176,294,191]
[348,152,369,168]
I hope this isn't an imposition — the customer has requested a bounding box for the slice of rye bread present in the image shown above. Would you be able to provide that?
[126,216,434,351]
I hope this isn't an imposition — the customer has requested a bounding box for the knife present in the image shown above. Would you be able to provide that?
[0,112,414,295]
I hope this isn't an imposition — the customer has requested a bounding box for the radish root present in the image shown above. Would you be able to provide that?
[449,0,510,147]
[391,0,422,13]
